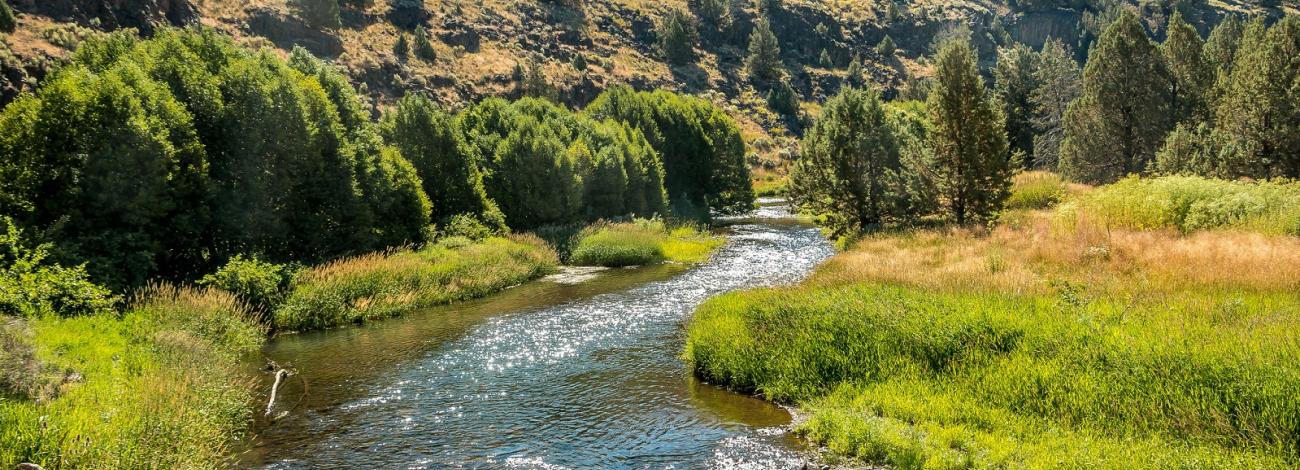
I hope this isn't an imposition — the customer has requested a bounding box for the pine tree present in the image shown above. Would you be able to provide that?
[766,79,799,115]
[1059,10,1170,183]
[393,33,410,58]
[790,87,912,235]
[1162,11,1211,125]
[414,26,436,61]
[1029,38,1081,170]
[819,49,833,67]
[0,0,16,34]
[1204,15,1243,78]
[993,43,1041,165]
[1213,16,1300,179]
[688,0,727,25]
[745,18,783,83]
[846,55,864,87]
[875,35,897,56]
[658,8,699,65]
[927,38,1012,225]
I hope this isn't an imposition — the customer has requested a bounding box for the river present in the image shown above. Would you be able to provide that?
[237,200,835,469]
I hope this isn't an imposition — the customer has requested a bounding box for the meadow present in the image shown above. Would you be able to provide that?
[685,174,1300,468]
[568,219,724,267]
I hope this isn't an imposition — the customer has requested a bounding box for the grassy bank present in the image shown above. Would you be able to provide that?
[1,286,264,469]
[685,175,1300,468]
[273,235,559,331]
[568,219,724,267]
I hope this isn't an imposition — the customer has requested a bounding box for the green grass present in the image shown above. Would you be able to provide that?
[1059,175,1300,235]
[273,235,559,331]
[686,283,1300,468]
[1,286,264,469]
[1005,171,1067,210]
[568,219,723,267]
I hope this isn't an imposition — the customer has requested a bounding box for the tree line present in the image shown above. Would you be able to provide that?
[1026,10,1299,183]
[0,28,752,291]
[793,9,1299,236]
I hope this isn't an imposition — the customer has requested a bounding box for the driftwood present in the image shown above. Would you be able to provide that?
[265,368,289,417]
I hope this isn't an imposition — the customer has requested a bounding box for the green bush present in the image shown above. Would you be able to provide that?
[0,218,117,318]
[439,213,498,240]
[1061,176,1300,235]
[0,0,16,34]
[198,255,292,316]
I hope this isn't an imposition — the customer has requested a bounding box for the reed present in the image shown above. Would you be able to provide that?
[273,235,559,331]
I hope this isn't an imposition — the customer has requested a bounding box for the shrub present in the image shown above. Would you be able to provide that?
[0,318,54,401]
[198,255,292,317]
[439,213,497,240]
[0,219,117,318]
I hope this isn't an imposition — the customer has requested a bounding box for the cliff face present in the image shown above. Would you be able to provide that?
[11,0,197,33]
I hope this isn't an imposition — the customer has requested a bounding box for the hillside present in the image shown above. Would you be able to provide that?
[0,0,1291,185]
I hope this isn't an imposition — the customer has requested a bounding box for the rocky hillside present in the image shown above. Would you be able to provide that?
[0,0,1291,183]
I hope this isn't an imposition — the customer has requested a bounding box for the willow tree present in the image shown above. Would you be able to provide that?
[382,94,505,230]
[928,38,1011,224]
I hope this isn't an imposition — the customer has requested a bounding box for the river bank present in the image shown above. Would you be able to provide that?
[685,177,1300,468]
[238,202,834,468]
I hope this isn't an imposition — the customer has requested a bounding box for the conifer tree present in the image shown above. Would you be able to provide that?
[846,55,864,87]
[819,49,833,67]
[875,35,896,57]
[393,33,410,58]
[766,79,798,116]
[746,18,783,82]
[1204,15,1243,78]
[1059,10,1170,183]
[414,26,436,61]
[790,87,913,235]
[927,38,1012,224]
[993,43,1041,164]
[0,0,16,34]
[688,0,727,25]
[658,8,699,65]
[1213,16,1300,178]
[1162,11,1211,125]
[1029,38,1080,170]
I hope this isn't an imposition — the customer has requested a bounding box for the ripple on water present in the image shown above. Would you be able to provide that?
[246,206,835,469]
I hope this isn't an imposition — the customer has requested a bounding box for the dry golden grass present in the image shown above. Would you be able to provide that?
[814,208,1300,295]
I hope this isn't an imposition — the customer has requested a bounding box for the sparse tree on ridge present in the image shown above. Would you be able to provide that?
[746,18,783,82]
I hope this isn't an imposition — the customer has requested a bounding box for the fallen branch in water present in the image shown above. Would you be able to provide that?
[265,368,290,418]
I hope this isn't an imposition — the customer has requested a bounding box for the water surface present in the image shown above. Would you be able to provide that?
[239,201,834,468]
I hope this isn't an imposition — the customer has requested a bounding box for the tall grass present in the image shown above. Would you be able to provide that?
[568,219,723,267]
[1,285,264,469]
[685,178,1300,468]
[1004,171,1068,210]
[273,235,559,331]
[1059,175,1300,235]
